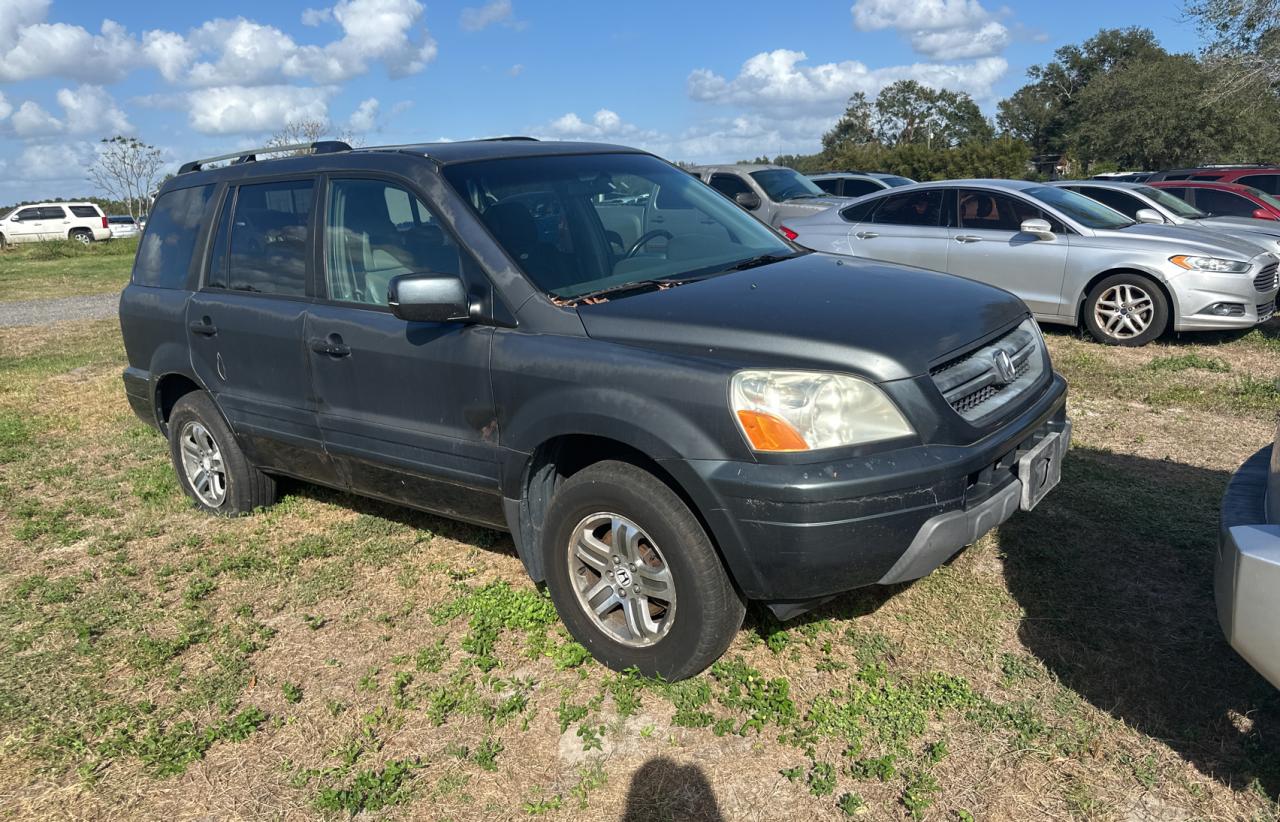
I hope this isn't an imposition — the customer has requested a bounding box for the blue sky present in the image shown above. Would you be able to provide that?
[0,0,1201,202]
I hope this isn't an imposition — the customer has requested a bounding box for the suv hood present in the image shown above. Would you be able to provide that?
[576,253,1027,383]
[1098,223,1273,259]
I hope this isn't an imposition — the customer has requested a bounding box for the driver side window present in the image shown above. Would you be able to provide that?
[325,179,462,307]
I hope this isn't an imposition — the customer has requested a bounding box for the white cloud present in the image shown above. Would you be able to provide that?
[348,97,379,131]
[541,109,661,143]
[851,0,1009,59]
[0,92,11,121]
[56,86,131,134]
[13,141,96,180]
[508,63,524,77]
[687,49,1008,112]
[302,7,333,26]
[11,101,62,137]
[390,100,414,116]
[187,85,335,134]
[0,14,138,83]
[460,0,524,31]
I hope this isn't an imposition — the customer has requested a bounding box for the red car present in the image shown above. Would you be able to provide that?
[1149,180,1280,221]
[1149,166,1280,194]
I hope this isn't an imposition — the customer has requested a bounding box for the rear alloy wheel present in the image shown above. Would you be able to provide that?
[70,229,92,246]
[1083,273,1168,346]
[541,460,744,680]
[167,391,276,516]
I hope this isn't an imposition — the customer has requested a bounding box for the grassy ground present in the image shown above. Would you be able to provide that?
[0,317,1277,821]
[0,238,137,303]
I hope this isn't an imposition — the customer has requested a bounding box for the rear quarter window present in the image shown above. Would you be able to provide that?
[70,206,100,218]
[132,185,216,289]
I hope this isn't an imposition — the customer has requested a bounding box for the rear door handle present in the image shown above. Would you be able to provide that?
[309,335,351,358]
[188,319,218,336]
[954,235,982,243]
[853,231,878,239]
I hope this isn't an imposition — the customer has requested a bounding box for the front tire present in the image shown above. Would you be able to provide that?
[540,460,744,680]
[1083,272,1168,346]
[167,391,276,516]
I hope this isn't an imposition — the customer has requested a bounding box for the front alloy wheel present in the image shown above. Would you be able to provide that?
[1084,272,1168,346]
[569,512,676,647]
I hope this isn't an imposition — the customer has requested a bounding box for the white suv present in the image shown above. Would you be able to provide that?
[0,202,111,247]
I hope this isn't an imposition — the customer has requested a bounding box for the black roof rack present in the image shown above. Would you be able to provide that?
[477,135,539,142]
[177,140,353,174]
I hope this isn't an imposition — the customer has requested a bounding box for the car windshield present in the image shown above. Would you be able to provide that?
[879,176,916,188]
[1245,187,1280,211]
[109,216,136,224]
[442,153,796,301]
[749,169,826,201]
[1023,185,1135,229]
[1136,186,1205,219]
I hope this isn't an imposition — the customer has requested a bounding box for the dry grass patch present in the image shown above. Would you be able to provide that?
[0,318,1277,820]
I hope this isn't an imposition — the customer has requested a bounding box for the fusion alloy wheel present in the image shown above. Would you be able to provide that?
[1093,283,1155,340]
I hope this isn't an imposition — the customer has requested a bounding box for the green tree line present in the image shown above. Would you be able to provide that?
[763,25,1280,181]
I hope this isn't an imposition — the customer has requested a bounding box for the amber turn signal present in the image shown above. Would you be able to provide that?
[735,409,810,452]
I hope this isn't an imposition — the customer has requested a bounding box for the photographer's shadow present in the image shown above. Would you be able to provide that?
[622,757,724,822]
[1000,446,1279,798]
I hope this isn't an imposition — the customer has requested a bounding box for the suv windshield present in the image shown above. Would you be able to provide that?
[1024,185,1135,229]
[749,169,826,201]
[442,153,796,301]
[1136,185,1206,218]
[1246,187,1280,211]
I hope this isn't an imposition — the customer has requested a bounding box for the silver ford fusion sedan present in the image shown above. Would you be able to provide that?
[1051,179,1280,254]
[782,179,1280,346]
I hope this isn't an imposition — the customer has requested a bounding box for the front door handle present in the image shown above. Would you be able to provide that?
[309,335,351,358]
[954,235,982,243]
[188,319,218,336]
[853,231,878,239]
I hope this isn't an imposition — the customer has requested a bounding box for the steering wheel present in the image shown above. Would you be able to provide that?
[625,229,673,258]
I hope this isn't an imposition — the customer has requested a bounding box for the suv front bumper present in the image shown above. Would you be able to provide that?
[668,374,1069,603]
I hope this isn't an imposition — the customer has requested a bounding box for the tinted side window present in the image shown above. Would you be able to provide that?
[226,180,313,296]
[39,206,67,220]
[1190,173,1224,181]
[840,198,880,222]
[1238,174,1280,195]
[1195,188,1255,217]
[1078,187,1142,219]
[708,173,753,198]
[959,190,1059,232]
[872,191,943,226]
[15,208,41,220]
[70,206,99,218]
[205,189,235,290]
[324,178,462,307]
[133,185,216,289]
[813,179,841,195]
[844,179,883,197]
[1160,186,1188,201]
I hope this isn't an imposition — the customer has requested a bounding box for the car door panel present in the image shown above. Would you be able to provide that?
[847,189,949,272]
[947,189,1069,317]
[189,177,340,484]
[8,208,45,242]
[309,176,503,527]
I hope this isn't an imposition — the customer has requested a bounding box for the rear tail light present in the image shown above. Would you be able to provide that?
[101,216,108,229]
[779,225,798,241]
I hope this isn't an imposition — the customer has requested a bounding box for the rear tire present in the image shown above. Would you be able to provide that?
[540,460,744,680]
[1082,272,1168,346]
[167,391,276,516]
[70,229,93,246]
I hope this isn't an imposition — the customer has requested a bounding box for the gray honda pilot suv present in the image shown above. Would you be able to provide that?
[119,138,1070,679]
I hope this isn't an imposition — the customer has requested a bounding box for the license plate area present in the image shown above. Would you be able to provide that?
[1017,429,1065,511]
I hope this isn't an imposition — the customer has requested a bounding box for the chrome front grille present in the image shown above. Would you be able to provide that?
[1256,261,1278,293]
[931,319,1045,422]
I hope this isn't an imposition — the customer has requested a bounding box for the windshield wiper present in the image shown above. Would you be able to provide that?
[560,274,717,306]
[724,252,801,272]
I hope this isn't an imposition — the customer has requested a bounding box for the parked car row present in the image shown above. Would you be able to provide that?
[780,179,1278,346]
[0,202,143,247]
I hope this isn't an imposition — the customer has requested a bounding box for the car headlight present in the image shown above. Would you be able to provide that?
[730,370,914,452]
[1169,255,1251,273]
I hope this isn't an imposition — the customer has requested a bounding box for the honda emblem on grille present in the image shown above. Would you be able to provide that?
[992,350,1016,384]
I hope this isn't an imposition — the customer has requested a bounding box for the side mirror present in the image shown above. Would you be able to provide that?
[1134,208,1164,224]
[9,214,19,222]
[1252,208,1278,221]
[734,192,761,211]
[1020,218,1055,239]
[388,272,471,323]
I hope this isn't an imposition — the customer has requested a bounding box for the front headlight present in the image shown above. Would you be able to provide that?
[1169,254,1251,273]
[730,370,914,452]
